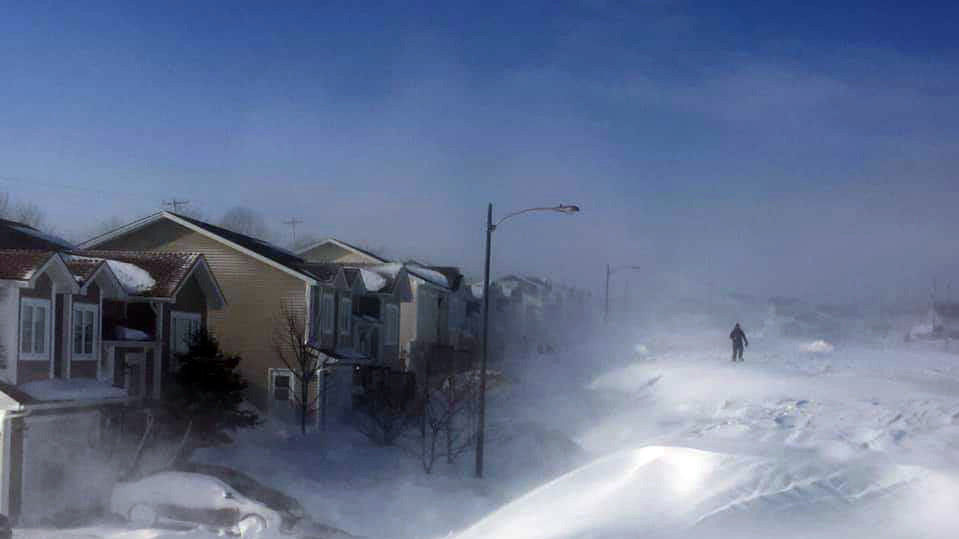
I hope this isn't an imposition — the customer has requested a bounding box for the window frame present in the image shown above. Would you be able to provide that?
[269,368,296,405]
[339,297,352,335]
[321,292,335,334]
[71,302,99,360]
[169,311,202,369]
[19,297,52,361]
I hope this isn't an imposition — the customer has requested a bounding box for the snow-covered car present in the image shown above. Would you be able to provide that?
[111,471,283,536]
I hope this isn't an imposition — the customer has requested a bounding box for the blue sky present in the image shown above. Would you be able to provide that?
[1,1,957,304]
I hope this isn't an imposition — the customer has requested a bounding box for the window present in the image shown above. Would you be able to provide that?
[339,297,352,334]
[72,303,98,359]
[321,292,335,334]
[20,298,51,360]
[270,369,294,403]
[385,304,399,345]
[170,311,202,358]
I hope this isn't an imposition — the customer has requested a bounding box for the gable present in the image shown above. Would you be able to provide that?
[89,215,314,284]
[298,239,387,265]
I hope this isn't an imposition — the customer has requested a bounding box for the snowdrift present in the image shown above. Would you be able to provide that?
[454,446,953,539]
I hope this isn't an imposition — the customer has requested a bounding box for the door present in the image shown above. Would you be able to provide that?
[124,352,146,398]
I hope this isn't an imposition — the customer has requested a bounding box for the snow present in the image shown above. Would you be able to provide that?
[405,264,449,288]
[11,225,74,249]
[65,255,156,294]
[23,312,959,539]
[106,260,156,294]
[801,339,835,353]
[20,379,128,401]
[359,268,387,292]
[373,262,402,278]
[116,326,152,341]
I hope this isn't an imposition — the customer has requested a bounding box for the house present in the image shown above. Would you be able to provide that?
[79,212,390,425]
[0,243,225,523]
[295,239,468,381]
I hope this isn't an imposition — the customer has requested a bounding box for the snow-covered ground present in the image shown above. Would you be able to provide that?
[20,313,959,538]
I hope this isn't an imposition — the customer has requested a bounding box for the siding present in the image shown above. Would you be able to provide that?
[94,219,308,410]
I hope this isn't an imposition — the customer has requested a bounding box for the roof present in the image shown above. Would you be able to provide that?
[169,212,305,268]
[0,250,55,281]
[295,262,340,284]
[82,212,318,284]
[295,237,389,264]
[426,266,463,291]
[74,250,203,298]
[0,219,75,251]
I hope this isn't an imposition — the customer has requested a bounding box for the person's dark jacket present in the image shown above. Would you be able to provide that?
[730,327,748,347]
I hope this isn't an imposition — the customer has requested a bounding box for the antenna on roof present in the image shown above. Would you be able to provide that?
[163,199,190,213]
[283,217,303,243]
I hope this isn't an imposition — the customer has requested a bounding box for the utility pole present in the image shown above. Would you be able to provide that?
[162,199,190,213]
[283,218,303,244]
[604,264,610,324]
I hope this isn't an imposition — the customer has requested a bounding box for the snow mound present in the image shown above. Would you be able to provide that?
[455,446,932,539]
[801,339,835,353]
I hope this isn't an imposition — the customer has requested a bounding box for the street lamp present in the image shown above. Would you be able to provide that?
[476,203,580,478]
[605,264,641,323]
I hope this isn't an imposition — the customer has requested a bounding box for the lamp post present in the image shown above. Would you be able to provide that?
[604,264,641,323]
[476,203,580,478]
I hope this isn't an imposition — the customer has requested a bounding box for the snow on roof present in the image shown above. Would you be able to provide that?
[65,255,156,294]
[359,268,387,292]
[107,259,156,294]
[20,378,128,402]
[10,225,74,249]
[406,263,450,288]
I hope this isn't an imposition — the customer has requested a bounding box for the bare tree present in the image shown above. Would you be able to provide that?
[220,206,273,240]
[405,372,479,474]
[351,378,413,446]
[273,303,324,435]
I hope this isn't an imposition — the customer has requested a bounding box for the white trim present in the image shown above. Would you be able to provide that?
[27,253,80,295]
[170,256,227,309]
[294,238,389,264]
[78,261,127,300]
[70,302,99,363]
[80,212,317,285]
[19,297,52,362]
[268,368,296,405]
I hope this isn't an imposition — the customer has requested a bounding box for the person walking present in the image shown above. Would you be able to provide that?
[730,323,748,362]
